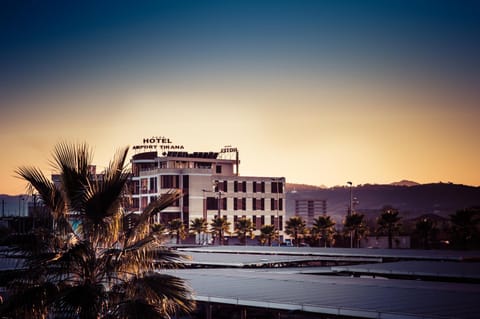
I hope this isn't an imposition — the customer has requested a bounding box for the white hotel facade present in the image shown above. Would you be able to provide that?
[128,138,286,241]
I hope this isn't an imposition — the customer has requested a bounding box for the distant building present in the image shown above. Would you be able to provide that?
[294,199,327,227]
[128,139,286,242]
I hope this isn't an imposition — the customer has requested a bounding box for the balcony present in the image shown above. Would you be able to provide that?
[138,167,212,177]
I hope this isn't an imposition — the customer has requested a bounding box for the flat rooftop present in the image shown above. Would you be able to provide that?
[171,247,480,318]
[178,246,480,261]
[332,260,480,281]
[165,268,480,319]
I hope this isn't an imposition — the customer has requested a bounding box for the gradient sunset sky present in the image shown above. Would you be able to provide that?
[1,0,479,195]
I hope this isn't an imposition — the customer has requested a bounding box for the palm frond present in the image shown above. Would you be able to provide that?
[51,142,93,214]
[110,299,167,319]
[126,190,182,245]
[81,147,129,243]
[121,273,196,316]
[55,283,106,318]
[0,281,59,318]
[15,166,65,217]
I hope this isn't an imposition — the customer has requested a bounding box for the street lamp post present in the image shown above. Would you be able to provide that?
[272,178,282,243]
[202,189,208,220]
[211,181,223,245]
[347,181,353,248]
[217,189,221,221]
[347,181,353,216]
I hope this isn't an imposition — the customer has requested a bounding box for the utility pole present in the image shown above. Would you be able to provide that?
[347,181,353,248]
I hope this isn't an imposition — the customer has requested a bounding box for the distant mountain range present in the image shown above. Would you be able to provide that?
[286,182,480,223]
[2,181,479,223]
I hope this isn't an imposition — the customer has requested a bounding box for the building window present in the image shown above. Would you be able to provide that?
[252,198,265,211]
[149,177,157,193]
[234,198,246,210]
[279,216,283,231]
[161,175,179,188]
[253,215,264,229]
[271,181,283,194]
[216,165,222,174]
[270,198,283,210]
[141,196,148,209]
[214,180,228,192]
[206,197,217,210]
[235,181,246,192]
[253,182,265,193]
[132,181,140,195]
[206,197,226,210]
[141,179,148,193]
[183,175,189,188]
[132,198,139,210]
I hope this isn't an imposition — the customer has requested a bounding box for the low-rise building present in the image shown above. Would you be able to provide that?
[294,199,327,227]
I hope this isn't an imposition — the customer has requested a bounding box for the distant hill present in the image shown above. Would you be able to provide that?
[389,180,420,187]
[286,182,480,224]
[286,183,326,192]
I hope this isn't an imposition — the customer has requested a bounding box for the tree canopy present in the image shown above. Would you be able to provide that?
[0,142,195,319]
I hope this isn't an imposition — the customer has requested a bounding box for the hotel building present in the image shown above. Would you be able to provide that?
[128,141,286,242]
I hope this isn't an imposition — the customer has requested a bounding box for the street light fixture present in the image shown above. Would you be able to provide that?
[347,181,353,216]
[347,181,353,248]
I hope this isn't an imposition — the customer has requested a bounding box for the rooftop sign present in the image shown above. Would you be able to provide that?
[132,136,185,152]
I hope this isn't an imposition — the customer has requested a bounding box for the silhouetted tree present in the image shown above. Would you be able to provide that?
[449,208,480,250]
[311,215,336,247]
[210,216,230,245]
[190,217,208,245]
[259,224,278,246]
[343,213,369,248]
[168,218,187,244]
[285,216,306,247]
[0,142,195,319]
[234,217,254,245]
[414,217,437,249]
[376,206,402,249]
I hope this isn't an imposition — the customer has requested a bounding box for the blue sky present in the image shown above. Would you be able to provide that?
[1,0,480,194]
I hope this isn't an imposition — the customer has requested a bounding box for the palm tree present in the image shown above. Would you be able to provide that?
[414,217,437,249]
[343,213,368,248]
[234,217,254,245]
[167,218,187,244]
[449,208,480,249]
[190,217,208,245]
[312,215,336,248]
[0,142,195,319]
[210,216,231,245]
[259,224,278,246]
[376,206,402,249]
[285,216,306,247]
